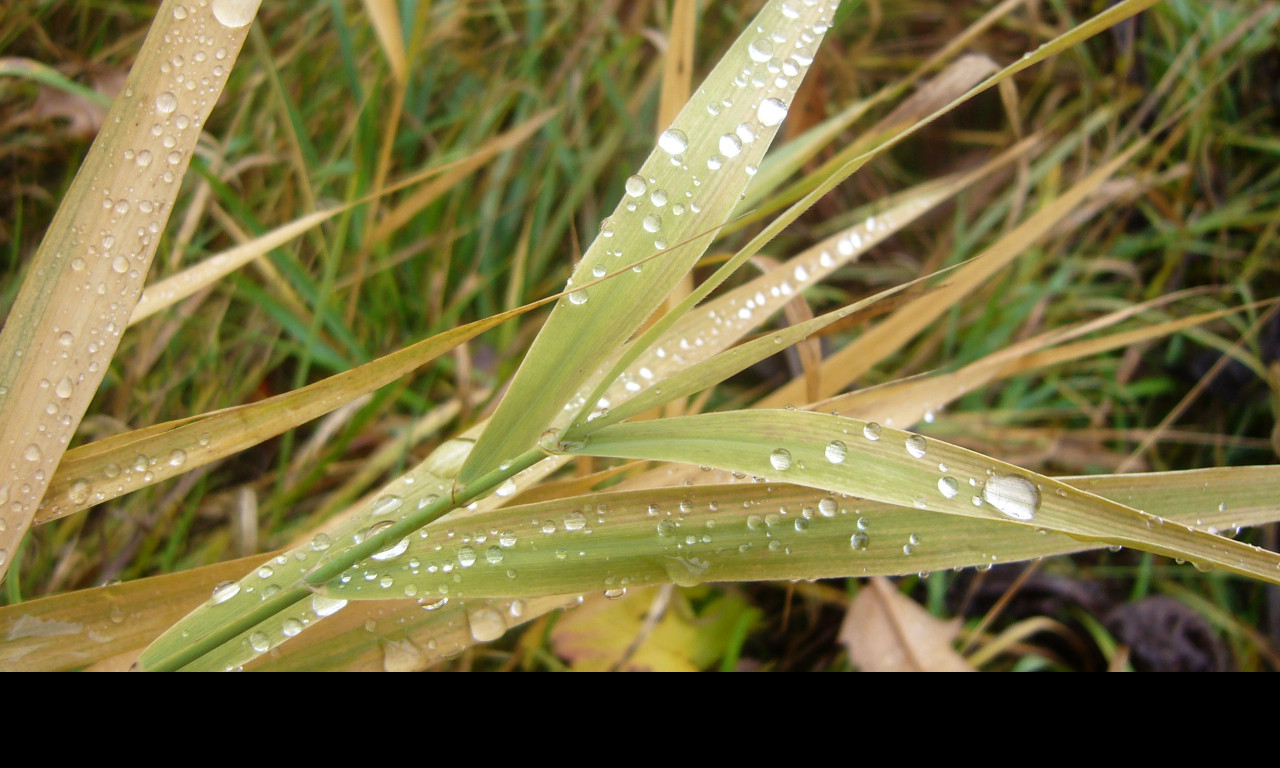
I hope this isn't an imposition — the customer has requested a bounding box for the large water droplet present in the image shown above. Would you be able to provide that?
[748,39,775,63]
[371,536,409,561]
[981,474,1041,521]
[658,128,689,155]
[248,631,270,653]
[467,606,507,642]
[155,92,178,113]
[311,595,347,617]
[210,580,240,604]
[211,0,259,28]
[625,175,647,197]
[757,97,788,127]
[371,494,402,516]
[938,476,959,499]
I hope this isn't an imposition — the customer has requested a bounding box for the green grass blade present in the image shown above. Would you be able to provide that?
[457,0,840,486]
[564,410,1280,584]
[322,466,1280,603]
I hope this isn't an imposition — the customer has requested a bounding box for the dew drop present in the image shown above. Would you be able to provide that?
[247,631,271,653]
[210,581,240,604]
[371,494,402,516]
[938,476,959,499]
[719,133,743,158]
[467,606,507,642]
[748,39,775,62]
[981,474,1041,521]
[757,97,788,126]
[371,536,409,561]
[625,175,647,197]
[658,128,689,155]
[155,91,178,113]
[211,0,259,28]
[311,595,347,617]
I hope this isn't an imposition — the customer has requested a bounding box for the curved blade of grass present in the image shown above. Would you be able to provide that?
[457,0,840,486]
[564,411,1280,584]
[572,0,1163,431]
[590,140,1040,422]
[0,0,261,581]
[323,464,1280,603]
[39,299,551,524]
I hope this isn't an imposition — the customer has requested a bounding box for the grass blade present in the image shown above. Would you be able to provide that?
[458,0,840,485]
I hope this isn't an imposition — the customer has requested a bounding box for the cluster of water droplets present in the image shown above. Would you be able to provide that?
[0,1,265,549]
[558,1,837,316]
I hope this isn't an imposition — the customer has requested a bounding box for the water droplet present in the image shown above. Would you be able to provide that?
[981,474,1041,521]
[757,97,788,126]
[311,595,347,617]
[371,536,409,561]
[625,174,647,197]
[418,596,448,611]
[457,546,477,567]
[769,448,792,471]
[938,476,959,499]
[905,434,927,459]
[863,422,881,441]
[155,91,178,113]
[467,606,507,642]
[748,38,775,62]
[210,581,240,604]
[657,128,689,155]
[824,440,847,464]
[248,631,270,653]
[211,0,258,28]
[371,494,402,515]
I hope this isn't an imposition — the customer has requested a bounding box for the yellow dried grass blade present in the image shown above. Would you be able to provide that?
[40,300,549,523]
[0,0,260,581]
[361,0,407,86]
[567,411,1280,584]
[0,553,273,671]
[457,0,840,486]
